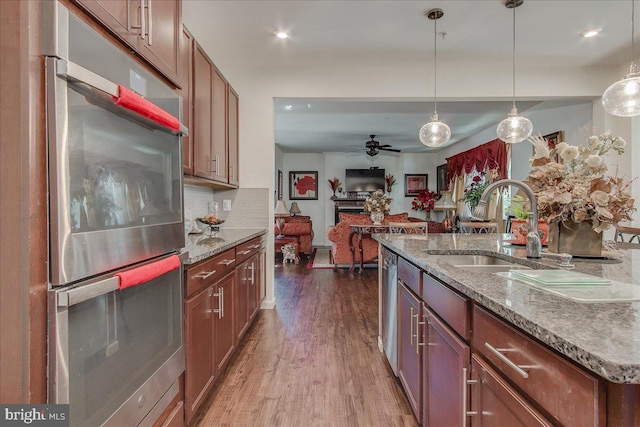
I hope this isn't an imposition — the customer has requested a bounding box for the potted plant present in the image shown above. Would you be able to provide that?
[507,194,549,245]
[411,189,437,220]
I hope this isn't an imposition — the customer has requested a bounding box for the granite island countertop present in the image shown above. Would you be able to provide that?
[182,228,267,265]
[373,233,640,384]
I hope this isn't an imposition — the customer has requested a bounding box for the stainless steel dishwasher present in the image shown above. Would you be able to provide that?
[381,247,398,376]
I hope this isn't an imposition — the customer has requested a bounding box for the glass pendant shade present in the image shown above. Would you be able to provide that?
[496,106,533,144]
[420,113,451,147]
[602,66,640,117]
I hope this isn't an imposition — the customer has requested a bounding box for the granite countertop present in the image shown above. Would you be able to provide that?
[373,233,640,384]
[182,228,267,265]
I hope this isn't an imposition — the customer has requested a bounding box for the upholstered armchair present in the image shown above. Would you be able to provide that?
[274,215,314,255]
[325,212,410,266]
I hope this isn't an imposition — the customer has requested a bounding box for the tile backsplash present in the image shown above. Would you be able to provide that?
[184,185,269,229]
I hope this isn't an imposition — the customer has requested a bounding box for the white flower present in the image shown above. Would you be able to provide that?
[560,146,579,161]
[555,142,568,152]
[613,137,626,149]
[587,155,602,168]
[589,136,600,145]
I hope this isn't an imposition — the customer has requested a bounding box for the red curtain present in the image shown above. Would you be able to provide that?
[445,138,508,181]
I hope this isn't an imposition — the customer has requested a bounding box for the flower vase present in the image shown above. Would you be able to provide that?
[425,210,431,221]
[548,220,603,257]
[511,219,549,245]
[370,211,384,225]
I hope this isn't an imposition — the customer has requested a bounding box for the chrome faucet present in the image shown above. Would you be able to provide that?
[472,179,542,259]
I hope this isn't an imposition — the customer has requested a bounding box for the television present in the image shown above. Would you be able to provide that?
[345,168,385,192]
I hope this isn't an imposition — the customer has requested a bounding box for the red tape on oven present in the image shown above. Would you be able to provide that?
[112,84,180,131]
[115,255,180,290]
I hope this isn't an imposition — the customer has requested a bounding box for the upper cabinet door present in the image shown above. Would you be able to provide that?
[138,0,181,87]
[193,43,214,180]
[179,26,194,175]
[72,0,140,48]
[211,68,228,183]
[227,85,239,187]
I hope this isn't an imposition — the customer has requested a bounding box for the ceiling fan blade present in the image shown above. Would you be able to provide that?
[378,147,401,152]
[377,144,393,148]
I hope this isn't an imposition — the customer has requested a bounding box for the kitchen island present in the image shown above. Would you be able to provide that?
[374,232,640,426]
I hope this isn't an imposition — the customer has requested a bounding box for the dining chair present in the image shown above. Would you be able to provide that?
[614,224,640,243]
[388,221,428,235]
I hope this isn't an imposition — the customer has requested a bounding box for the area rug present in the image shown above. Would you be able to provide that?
[307,248,334,269]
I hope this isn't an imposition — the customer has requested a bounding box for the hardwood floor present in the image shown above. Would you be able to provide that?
[192,257,418,426]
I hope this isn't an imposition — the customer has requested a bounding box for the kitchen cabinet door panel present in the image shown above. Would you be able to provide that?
[193,43,214,180]
[214,272,235,372]
[398,282,421,419]
[137,0,181,86]
[471,354,553,427]
[247,255,259,320]
[227,85,239,187]
[184,287,215,424]
[211,68,228,183]
[423,307,470,427]
[179,25,193,175]
[234,261,249,342]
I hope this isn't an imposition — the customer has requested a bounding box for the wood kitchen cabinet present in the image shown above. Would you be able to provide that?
[234,258,250,342]
[211,68,228,184]
[227,85,239,187]
[184,286,215,424]
[72,0,181,86]
[213,272,235,372]
[398,282,422,419]
[248,251,261,320]
[471,354,553,426]
[179,25,193,175]
[422,307,470,427]
[193,42,215,180]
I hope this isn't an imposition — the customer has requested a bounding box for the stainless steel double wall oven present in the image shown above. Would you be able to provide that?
[45,4,186,426]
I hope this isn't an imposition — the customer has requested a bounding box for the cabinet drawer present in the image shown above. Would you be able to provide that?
[236,237,261,263]
[185,249,236,297]
[473,306,605,426]
[398,257,421,296]
[422,273,470,340]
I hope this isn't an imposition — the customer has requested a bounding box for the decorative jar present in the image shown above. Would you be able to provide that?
[370,211,384,225]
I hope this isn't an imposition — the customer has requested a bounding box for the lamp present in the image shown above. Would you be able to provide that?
[602,0,640,117]
[496,0,533,144]
[289,201,301,216]
[419,9,451,147]
[274,200,289,237]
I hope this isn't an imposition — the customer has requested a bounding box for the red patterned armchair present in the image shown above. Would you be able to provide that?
[274,215,314,255]
[326,212,410,266]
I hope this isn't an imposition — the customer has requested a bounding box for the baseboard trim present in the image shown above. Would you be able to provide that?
[378,335,384,352]
[260,298,276,309]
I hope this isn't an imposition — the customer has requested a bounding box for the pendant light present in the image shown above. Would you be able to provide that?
[602,0,640,117]
[419,8,451,147]
[496,0,533,144]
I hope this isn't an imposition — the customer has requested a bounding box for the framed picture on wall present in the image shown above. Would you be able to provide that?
[436,164,448,196]
[544,131,564,150]
[277,170,283,200]
[289,171,318,200]
[404,174,429,197]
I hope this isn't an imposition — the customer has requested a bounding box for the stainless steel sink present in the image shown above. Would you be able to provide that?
[432,254,533,273]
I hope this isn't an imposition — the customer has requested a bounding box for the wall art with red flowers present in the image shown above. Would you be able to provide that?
[289,171,318,200]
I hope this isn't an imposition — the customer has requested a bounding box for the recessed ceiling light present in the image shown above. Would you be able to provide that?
[275,31,289,39]
[580,28,601,38]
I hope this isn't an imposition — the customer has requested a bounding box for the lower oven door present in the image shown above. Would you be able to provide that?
[49,253,185,427]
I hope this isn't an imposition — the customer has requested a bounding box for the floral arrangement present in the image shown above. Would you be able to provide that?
[527,133,635,232]
[411,189,438,213]
[364,189,391,213]
[461,172,492,211]
[385,174,396,193]
[328,177,341,194]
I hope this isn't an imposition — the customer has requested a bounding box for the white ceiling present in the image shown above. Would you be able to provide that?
[183,1,636,153]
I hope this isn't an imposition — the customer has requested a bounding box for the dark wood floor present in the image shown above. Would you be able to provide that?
[192,257,418,426]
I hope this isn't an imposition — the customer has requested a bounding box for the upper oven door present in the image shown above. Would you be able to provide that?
[46,5,185,286]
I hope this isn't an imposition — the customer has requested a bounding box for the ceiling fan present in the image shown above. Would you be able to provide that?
[355,135,402,157]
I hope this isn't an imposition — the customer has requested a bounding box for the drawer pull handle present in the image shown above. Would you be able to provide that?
[194,270,216,280]
[484,342,530,379]
[218,259,236,266]
[237,250,251,255]
[249,244,261,249]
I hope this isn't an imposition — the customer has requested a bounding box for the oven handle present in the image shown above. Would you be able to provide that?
[54,58,188,136]
[57,252,186,307]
